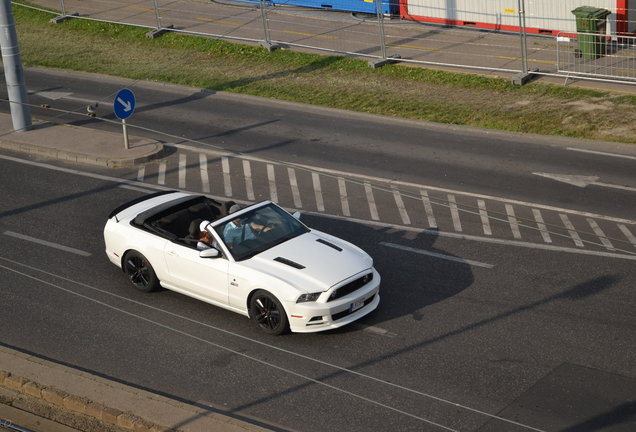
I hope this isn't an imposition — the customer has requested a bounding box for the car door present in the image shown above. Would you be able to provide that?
[163,242,229,304]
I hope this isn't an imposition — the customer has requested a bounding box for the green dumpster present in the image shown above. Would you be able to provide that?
[572,6,611,59]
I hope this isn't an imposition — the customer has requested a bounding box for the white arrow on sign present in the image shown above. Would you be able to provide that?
[117,97,132,112]
[534,172,636,192]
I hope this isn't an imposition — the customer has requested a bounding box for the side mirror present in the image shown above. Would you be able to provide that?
[292,211,301,220]
[199,248,220,258]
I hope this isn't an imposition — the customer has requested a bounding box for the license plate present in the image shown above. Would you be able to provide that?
[350,297,365,313]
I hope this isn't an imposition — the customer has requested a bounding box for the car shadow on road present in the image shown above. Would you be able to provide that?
[300,214,475,329]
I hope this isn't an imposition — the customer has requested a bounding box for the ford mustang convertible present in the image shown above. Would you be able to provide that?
[104,191,380,335]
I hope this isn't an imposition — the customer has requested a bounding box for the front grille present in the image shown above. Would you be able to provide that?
[331,295,375,322]
[328,272,373,302]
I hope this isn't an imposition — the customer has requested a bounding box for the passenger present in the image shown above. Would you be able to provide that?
[197,220,213,250]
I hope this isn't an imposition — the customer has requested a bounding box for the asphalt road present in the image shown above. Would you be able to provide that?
[0,68,635,432]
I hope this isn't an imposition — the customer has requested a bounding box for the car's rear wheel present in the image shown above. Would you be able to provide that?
[250,290,289,335]
[124,251,159,293]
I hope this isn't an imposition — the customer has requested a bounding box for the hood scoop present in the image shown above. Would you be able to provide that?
[316,238,342,252]
[274,257,306,269]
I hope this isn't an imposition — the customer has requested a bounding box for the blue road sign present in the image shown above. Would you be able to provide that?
[114,89,135,120]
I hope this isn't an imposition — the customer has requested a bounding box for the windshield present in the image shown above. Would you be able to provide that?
[213,203,309,261]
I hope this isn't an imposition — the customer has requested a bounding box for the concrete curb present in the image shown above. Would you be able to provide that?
[0,139,166,168]
[0,347,274,432]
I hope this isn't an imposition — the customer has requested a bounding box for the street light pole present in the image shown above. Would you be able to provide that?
[0,0,32,132]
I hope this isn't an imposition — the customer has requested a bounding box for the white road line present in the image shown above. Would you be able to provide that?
[587,219,614,250]
[364,182,379,221]
[312,173,325,212]
[477,200,492,236]
[267,164,278,203]
[338,177,351,217]
[243,160,255,201]
[391,185,411,225]
[560,214,584,247]
[618,224,636,248]
[567,147,636,161]
[179,154,187,189]
[532,209,552,244]
[158,161,166,185]
[137,165,145,182]
[448,195,462,232]
[4,231,91,256]
[288,168,303,208]
[505,204,522,239]
[199,153,210,194]
[381,242,494,269]
[118,185,156,193]
[221,156,232,197]
[420,190,437,228]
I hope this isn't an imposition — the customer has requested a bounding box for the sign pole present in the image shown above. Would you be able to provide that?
[122,118,129,150]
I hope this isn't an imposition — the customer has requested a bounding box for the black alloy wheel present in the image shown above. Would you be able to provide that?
[250,290,289,335]
[124,251,159,293]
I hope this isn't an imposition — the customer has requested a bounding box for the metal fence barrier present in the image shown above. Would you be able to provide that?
[18,0,636,87]
[558,32,636,85]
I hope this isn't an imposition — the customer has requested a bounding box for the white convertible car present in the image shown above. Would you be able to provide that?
[104,191,380,335]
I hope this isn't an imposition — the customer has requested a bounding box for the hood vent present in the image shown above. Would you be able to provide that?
[316,238,342,252]
[274,257,306,269]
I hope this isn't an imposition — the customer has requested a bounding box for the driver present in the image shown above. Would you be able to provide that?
[223,204,270,247]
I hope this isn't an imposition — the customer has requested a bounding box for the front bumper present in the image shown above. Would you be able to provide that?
[287,269,381,333]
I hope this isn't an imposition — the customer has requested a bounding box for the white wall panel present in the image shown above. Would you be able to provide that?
[406,0,619,34]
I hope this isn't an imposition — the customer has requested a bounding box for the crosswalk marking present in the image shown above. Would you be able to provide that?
[199,154,210,193]
[587,218,614,250]
[222,156,232,197]
[243,160,255,201]
[179,154,187,189]
[135,149,636,256]
[618,224,636,248]
[532,209,552,243]
[158,161,166,185]
[560,214,584,247]
[448,195,462,232]
[478,200,492,235]
[392,185,410,225]
[420,190,437,228]
[505,204,522,239]
[312,173,325,212]
[338,177,351,217]
[364,182,379,221]
[267,164,278,203]
[288,168,303,208]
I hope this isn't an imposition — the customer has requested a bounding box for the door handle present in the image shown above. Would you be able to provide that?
[168,251,179,257]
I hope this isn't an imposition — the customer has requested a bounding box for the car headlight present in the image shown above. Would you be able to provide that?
[296,292,321,303]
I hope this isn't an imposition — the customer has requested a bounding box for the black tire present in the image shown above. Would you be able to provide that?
[250,290,289,335]
[124,251,160,293]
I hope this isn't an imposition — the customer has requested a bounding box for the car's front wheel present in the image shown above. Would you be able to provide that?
[124,251,159,293]
[250,290,289,335]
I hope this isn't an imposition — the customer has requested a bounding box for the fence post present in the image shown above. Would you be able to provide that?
[50,0,78,24]
[146,0,173,39]
[259,0,279,52]
[511,0,535,85]
[368,0,400,68]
